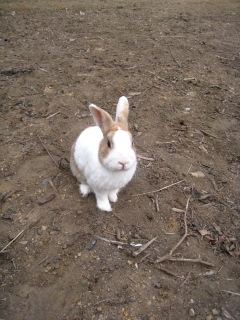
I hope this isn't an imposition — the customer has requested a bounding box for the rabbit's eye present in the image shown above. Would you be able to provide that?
[107,139,111,149]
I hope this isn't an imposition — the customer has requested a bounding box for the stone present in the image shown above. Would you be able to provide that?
[189,308,195,317]
[212,309,219,316]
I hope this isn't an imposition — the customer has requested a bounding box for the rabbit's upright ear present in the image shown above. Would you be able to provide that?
[89,104,114,134]
[115,96,129,129]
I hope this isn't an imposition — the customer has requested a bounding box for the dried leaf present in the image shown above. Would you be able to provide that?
[198,229,212,236]
[220,236,237,243]
[213,224,222,235]
[190,171,205,178]
[204,235,217,245]
[228,237,237,242]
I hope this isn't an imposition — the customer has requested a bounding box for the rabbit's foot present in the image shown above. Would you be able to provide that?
[95,193,112,212]
[109,189,119,203]
[80,184,91,197]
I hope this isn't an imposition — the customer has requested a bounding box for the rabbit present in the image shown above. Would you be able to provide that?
[70,96,137,212]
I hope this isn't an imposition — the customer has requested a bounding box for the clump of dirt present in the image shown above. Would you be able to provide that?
[0,0,239,319]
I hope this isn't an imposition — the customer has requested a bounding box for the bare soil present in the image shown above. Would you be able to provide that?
[0,0,240,319]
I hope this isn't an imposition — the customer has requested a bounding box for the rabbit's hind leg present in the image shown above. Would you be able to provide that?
[79,183,91,197]
[108,189,119,203]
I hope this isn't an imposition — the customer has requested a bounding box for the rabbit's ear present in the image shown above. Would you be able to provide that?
[115,96,129,129]
[89,104,114,134]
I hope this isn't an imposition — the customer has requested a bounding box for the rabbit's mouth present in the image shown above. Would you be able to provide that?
[103,157,136,172]
[119,161,128,170]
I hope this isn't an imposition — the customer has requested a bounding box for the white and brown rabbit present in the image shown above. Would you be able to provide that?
[70,96,137,211]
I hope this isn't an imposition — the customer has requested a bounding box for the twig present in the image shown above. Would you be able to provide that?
[46,111,60,119]
[0,250,10,254]
[179,271,192,287]
[156,141,176,144]
[133,237,157,257]
[157,266,180,278]
[155,196,214,267]
[167,45,181,67]
[169,257,214,267]
[38,255,49,266]
[209,177,218,191]
[161,229,176,235]
[137,154,155,161]
[37,134,59,168]
[12,259,17,269]
[186,164,192,175]
[132,180,184,197]
[221,290,240,296]
[140,252,151,262]
[221,307,236,320]
[38,68,48,72]
[127,275,136,284]
[159,36,187,38]
[169,196,191,256]
[48,178,58,193]
[155,195,160,212]
[112,212,125,222]
[26,208,34,218]
[156,196,189,263]
[126,65,137,70]
[0,230,25,252]
[0,190,19,202]
[28,219,40,229]
[198,129,218,139]
[96,236,127,246]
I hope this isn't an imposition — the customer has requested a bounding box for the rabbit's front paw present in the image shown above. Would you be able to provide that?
[96,196,112,212]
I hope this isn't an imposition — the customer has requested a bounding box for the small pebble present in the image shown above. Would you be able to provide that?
[50,231,59,235]
[203,270,215,278]
[189,308,195,317]
[212,309,219,316]
[206,316,213,320]
[129,296,136,302]
[96,306,102,312]
[147,300,152,307]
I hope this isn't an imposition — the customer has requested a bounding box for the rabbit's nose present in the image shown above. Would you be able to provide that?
[119,161,128,170]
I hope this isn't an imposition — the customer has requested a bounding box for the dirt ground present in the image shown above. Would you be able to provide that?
[0,0,240,319]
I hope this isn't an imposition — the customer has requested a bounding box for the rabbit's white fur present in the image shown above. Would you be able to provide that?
[70,96,137,211]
